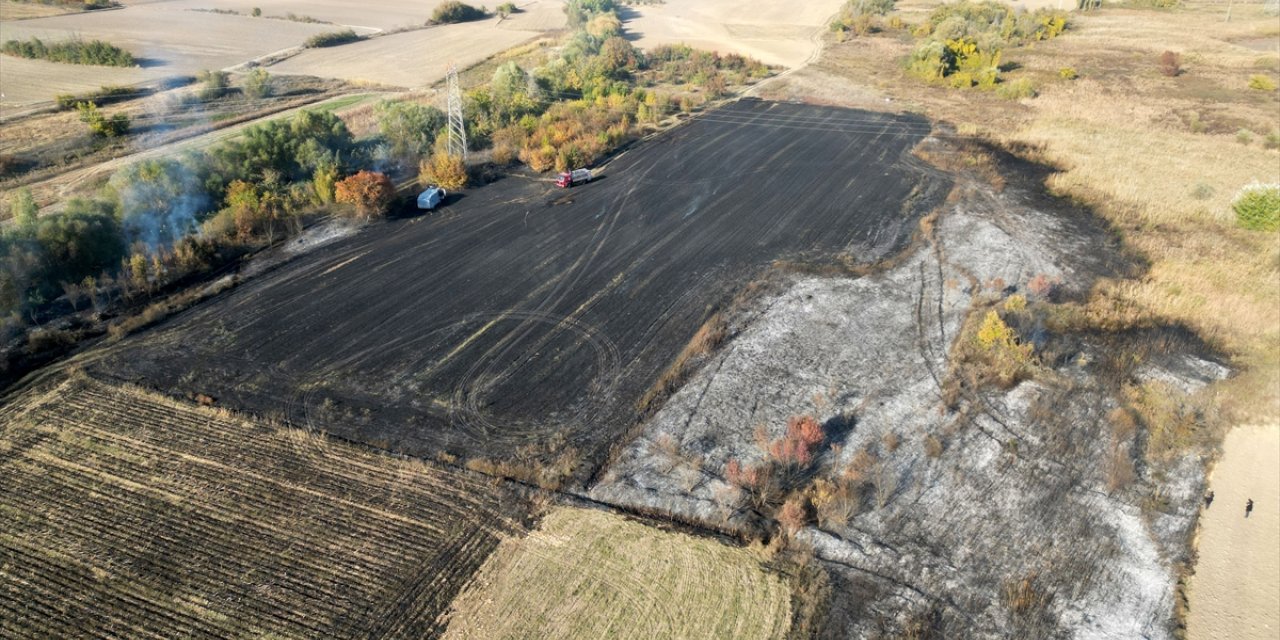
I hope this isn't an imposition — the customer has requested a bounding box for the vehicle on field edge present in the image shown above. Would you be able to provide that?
[555,168,592,188]
[417,185,447,210]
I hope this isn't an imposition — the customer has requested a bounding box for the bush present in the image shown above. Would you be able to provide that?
[1265,130,1280,150]
[996,77,1037,99]
[1,37,135,67]
[971,308,1035,387]
[1248,74,1277,91]
[909,37,1000,87]
[334,171,395,219]
[1232,182,1280,231]
[430,1,488,24]
[305,30,362,48]
[1159,50,1182,77]
[497,1,518,17]
[196,69,230,101]
[242,68,272,99]
[1058,66,1077,80]
[56,85,133,110]
[419,153,468,190]
[77,101,130,138]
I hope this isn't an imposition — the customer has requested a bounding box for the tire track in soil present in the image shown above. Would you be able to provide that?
[84,99,948,478]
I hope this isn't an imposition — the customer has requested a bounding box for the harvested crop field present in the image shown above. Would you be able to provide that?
[269,19,545,89]
[622,0,844,68]
[0,374,533,639]
[0,5,339,106]
[87,99,949,479]
[442,506,793,639]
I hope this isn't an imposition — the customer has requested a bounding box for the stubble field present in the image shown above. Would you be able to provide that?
[0,5,339,107]
[0,374,534,638]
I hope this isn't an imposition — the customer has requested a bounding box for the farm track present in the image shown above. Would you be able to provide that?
[87,99,950,479]
[0,376,530,639]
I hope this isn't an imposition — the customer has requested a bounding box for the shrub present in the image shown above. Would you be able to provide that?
[9,188,38,228]
[55,85,133,110]
[996,77,1036,99]
[908,37,1000,87]
[305,30,362,48]
[77,101,130,138]
[419,153,468,190]
[1,37,135,67]
[1159,50,1182,77]
[1266,130,1280,150]
[242,68,272,99]
[1248,74,1277,91]
[497,1,518,16]
[1236,128,1254,145]
[778,494,808,536]
[196,69,230,101]
[334,171,395,219]
[972,308,1034,387]
[430,1,487,24]
[1058,66,1077,80]
[923,434,944,458]
[251,6,261,16]
[1232,182,1280,231]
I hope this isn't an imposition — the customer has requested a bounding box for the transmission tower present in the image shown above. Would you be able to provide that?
[446,64,467,161]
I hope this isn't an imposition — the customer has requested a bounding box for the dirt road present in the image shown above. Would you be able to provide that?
[1187,423,1280,640]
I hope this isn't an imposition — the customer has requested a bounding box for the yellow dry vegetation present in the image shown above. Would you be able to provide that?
[441,506,794,640]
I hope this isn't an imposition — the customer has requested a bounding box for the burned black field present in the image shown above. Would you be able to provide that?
[89,100,949,476]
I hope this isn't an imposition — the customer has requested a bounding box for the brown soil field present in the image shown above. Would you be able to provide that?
[130,0,438,31]
[0,4,341,106]
[621,0,844,67]
[442,506,793,639]
[0,374,533,638]
[268,18,548,89]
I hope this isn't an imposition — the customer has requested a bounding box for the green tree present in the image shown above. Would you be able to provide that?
[34,207,126,290]
[107,158,210,250]
[375,100,446,161]
[9,188,38,229]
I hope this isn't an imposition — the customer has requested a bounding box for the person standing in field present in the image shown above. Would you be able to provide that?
[1245,498,1254,518]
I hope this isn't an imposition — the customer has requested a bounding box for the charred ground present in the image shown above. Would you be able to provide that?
[85,99,950,481]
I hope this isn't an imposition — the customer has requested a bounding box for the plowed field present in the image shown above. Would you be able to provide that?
[0,375,531,639]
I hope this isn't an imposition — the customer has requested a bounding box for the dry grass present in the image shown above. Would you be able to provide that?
[636,311,728,416]
[776,0,1280,421]
[440,506,793,639]
[0,1,84,20]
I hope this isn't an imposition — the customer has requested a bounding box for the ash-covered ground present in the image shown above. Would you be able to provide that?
[591,140,1226,638]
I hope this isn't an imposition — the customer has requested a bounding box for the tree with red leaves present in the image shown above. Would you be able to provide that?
[334,170,395,220]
